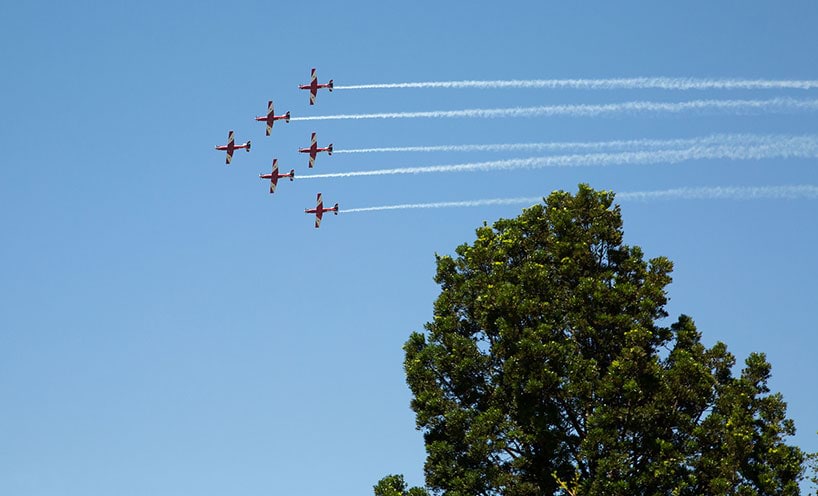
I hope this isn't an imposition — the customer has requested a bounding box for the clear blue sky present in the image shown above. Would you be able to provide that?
[2,1,818,495]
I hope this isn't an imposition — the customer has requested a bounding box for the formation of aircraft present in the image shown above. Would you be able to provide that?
[215,69,340,227]
[304,193,339,228]
[260,159,295,194]
[255,101,290,136]
[298,132,333,168]
[298,68,333,105]
[214,130,251,165]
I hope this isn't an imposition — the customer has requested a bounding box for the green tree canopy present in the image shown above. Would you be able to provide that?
[374,474,430,496]
[380,185,808,496]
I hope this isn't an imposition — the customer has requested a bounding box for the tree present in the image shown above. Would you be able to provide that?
[378,185,808,495]
[808,448,818,495]
[374,474,429,496]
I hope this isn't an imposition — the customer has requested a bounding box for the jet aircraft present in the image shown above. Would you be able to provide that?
[304,193,338,228]
[255,101,290,136]
[260,159,295,194]
[214,130,251,165]
[298,68,333,105]
[298,132,333,168]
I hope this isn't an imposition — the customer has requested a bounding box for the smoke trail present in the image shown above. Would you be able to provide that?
[342,197,543,213]
[340,186,818,213]
[289,97,818,122]
[334,78,818,91]
[618,185,818,201]
[298,136,818,180]
[332,133,790,155]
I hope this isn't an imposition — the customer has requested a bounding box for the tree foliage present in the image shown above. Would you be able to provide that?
[808,448,818,495]
[374,474,430,496]
[378,185,808,495]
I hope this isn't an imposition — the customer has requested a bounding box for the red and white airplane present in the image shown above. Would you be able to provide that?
[214,130,251,165]
[259,159,295,194]
[298,68,333,105]
[304,193,339,228]
[298,132,333,168]
[255,101,290,136]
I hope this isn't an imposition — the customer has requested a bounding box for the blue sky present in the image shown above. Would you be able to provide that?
[2,1,818,495]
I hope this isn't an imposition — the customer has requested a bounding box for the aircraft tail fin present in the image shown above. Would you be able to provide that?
[246,140,252,151]
[327,144,333,155]
[289,169,295,180]
[328,79,334,91]
[285,111,291,123]
[334,203,339,214]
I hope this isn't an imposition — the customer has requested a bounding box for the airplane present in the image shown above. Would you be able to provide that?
[255,100,290,136]
[304,192,338,228]
[298,132,333,168]
[298,68,333,105]
[259,159,295,194]
[214,130,251,165]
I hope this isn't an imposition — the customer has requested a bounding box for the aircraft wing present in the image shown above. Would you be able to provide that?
[266,101,274,136]
[308,133,317,167]
[315,193,324,228]
[310,69,318,105]
[269,160,279,193]
[224,131,235,164]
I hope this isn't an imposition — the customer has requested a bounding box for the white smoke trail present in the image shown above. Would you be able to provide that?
[342,197,543,213]
[334,78,818,91]
[298,136,818,180]
[618,185,818,201]
[331,133,789,155]
[340,186,818,213]
[289,97,818,122]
